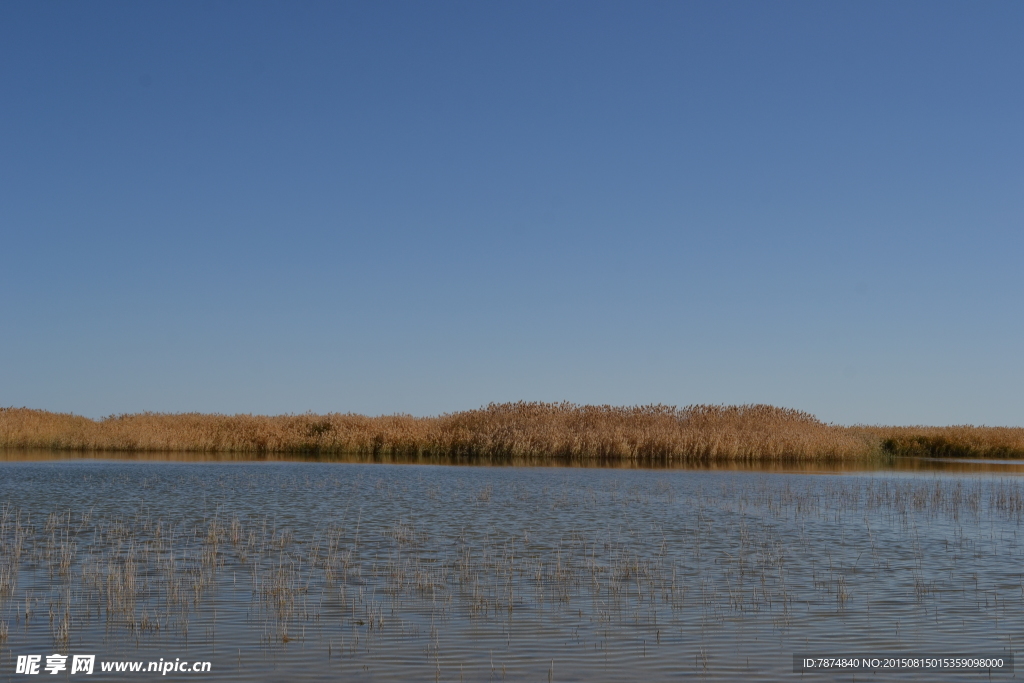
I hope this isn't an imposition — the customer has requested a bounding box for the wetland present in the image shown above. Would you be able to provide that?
[0,455,1022,681]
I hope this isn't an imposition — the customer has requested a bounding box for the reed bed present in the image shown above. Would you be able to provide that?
[0,403,879,462]
[858,425,1024,459]
[4,403,1022,461]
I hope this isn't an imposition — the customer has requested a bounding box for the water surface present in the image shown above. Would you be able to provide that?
[0,455,1021,681]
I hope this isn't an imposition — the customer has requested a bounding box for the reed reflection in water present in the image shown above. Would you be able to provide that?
[0,459,1022,681]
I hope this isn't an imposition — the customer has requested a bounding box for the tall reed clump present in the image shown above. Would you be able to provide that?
[429,403,872,461]
[0,403,878,462]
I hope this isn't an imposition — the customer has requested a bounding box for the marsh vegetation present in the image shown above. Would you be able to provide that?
[4,403,1023,462]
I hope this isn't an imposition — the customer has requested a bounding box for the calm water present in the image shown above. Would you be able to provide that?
[0,456,1022,681]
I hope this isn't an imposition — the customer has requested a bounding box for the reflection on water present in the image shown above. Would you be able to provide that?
[4,448,1024,474]
[0,455,1021,681]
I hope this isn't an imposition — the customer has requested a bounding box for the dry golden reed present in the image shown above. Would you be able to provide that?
[1,403,1021,462]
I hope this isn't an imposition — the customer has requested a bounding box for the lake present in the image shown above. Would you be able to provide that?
[1,454,1021,681]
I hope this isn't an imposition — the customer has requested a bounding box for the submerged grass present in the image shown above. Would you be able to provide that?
[1,403,1021,461]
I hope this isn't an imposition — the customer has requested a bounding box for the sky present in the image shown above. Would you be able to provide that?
[1,1,1022,425]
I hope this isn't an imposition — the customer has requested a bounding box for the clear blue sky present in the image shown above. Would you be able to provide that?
[2,1,1022,425]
